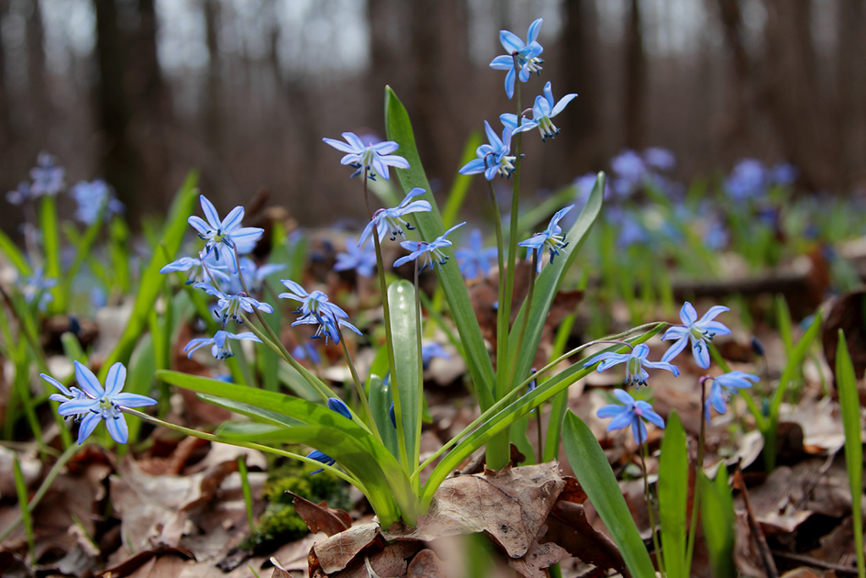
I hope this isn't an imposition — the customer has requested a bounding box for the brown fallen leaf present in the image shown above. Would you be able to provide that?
[289,492,352,537]
[311,522,383,575]
[507,531,567,578]
[545,501,625,573]
[329,541,422,578]
[97,546,195,578]
[406,548,447,578]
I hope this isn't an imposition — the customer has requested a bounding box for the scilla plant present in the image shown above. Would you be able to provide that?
[43,19,684,554]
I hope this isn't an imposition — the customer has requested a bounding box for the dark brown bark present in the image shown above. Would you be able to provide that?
[203,0,223,156]
[93,0,139,218]
[837,0,866,187]
[0,0,11,146]
[25,0,49,141]
[716,0,751,156]
[623,0,647,149]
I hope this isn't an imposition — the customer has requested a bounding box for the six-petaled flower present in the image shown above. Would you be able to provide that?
[455,229,498,279]
[518,205,574,273]
[584,343,680,387]
[489,18,544,99]
[195,282,274,325]
[334,236,377,277]
[278,281,361,344]
[459,121,516,181]
[323,132,410,180]
[42,362,157,445]
[661,302,731,369]
[705,371,758,423]
[184,329,262,360]
[597,389,665,445]
[160,253,230,285]
[359,188,432,245]
[501,81,577,142]
[394,223,465,272]
[188,195,264,273]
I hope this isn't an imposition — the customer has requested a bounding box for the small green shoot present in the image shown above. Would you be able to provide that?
[13,454,35,564]
[239,456,255,532]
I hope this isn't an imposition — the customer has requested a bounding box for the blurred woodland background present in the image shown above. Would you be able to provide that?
[0,0,864,233]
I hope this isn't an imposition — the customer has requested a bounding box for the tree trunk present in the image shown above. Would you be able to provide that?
[837,0,866,188]
[623,0,647,149]
[26,0,49,142]
[716,0,751,157]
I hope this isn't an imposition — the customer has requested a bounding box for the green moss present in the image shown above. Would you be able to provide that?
[243,458,352,552]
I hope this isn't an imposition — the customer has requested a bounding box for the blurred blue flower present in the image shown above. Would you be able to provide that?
[188,195,264,273]
[29,152,65,197]
[21,268,58,311]
[489,18,544,99]
[70,180,125,225]
[322,132,410,180]
[394,222,465,272]
[227,257,285,294]
[725,159,766,200]
[184,329,262,360]
[307,450,336,475]
[502,81,577,141]
[643,147,676,172]
[518,205,573,273]
[455,229,497,280]
[292,343,322,365]
[334,235,377,277]
[43,361,157,445]
[705,371,759,422]
[584,343,680,386]
[606,207,647,248]
[459,121,516,181]
[194,282,274,325]
[422,342,450,370]
[597,389,665,445]
[359,188,432,245]
[328,397,352,420]
[611,149,647,197]
[160,253,231,285]
[770,162,797,186]
[6,181,31,205]
[661,302,731,369]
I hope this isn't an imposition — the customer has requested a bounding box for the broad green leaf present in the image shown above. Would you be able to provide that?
[700,470,736,578]
[98,171,199,381]
[507,173,604,393]
[562,412,655,578]
[441,133,481,229]
[658,411,688,578]
[39,197,62,313]
[388,280,422,470]
[385,86,495,411]
[197,394,304,427]
[123,334,157,446]
[276,360,319,401]
[835,331,865,578]
[157,369,421,526]
[544,314,576,462]
[368,374,400,459]
[0,227,31,275]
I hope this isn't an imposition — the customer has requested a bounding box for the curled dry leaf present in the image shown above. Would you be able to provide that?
[288,492,352,537]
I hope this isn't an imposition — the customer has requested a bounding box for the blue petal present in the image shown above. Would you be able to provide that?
[77,412,101,445]
[661,336,689,363]
[613,388,635,406]
[526,18,543,44]
[200,195,221,229]
[103,363,126,398]
[680,302,698,326]
[74,361,104,398]
[500,29,525,53]
[106,413,129,444]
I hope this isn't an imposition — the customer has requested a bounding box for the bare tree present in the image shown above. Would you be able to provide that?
[624,0,647,149]
[837,0,866,187]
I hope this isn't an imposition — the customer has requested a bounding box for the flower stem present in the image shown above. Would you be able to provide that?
[505,253,537,395]
[337,327,382,443]
[363,169,410,475]
[639,431,664,575]
[685,376,708,573]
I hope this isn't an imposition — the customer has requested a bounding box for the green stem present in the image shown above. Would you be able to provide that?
[363,170,410,474]
[338,328,382,443]
[505,254,537,392]
[685,376,707,574]
[640,434,664,576]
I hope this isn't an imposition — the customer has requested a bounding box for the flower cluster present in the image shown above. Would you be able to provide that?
[279,280,360,344]
[323,132,409,181]
[70,180,125,225]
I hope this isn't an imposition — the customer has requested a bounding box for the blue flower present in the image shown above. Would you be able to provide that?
[459,121,516,181]
[661,302,731,369]
[184,329,262,360]
[42,377,88,422]
[584,343,680,386]
[322,132,410,180]
[21,268,58,311]
[29,152,65,197]
[70,180,125,225]
[518,205,573,273]
[359,188,432,245]
[454,229,497,280]
[394,223,465,272]
[334,236,377,277]
[725,159,767,201]
[6,181,31,205]
[597,389,665,445]
[610,149,647,198]
[422,342,450,370]
[43,361,157,445]
[194,282,274,325]
[502,82,577,141]
[489,18,544,99]
[278,281,361,344]
[160,253,231,285]
[292,343,322,365]
[643,147,676,172]
[705,371,759,423]
[308,399,354,474]
[188,195,264,273]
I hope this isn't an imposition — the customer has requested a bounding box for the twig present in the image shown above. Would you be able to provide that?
[733,463,779,578]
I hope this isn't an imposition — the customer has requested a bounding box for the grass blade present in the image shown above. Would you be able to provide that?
[658,410,688,578]
[13,454,35,564]
[700,469,736,578]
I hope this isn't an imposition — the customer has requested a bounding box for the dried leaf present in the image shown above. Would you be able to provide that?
[406,548,447,578]
[545,501,625,573]
[289,492,352,537]
[311,522,382,574]
[507,536,567,578]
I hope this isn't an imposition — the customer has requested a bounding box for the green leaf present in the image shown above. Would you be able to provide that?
[98,171,199,381]
[123,333,157,445]
[835,331,865,578]
[198,393,304,427]
[775,295,793,356]
[658,411,688,578]
[39,196,62,313]
[13,454,35,564]
[0,227,31,276]
[507,172,604,392]
[388,280,422,470]
[385,86,495,411]
[700,470,736,578]
[157,369,421,527]
[368,374,400,459]
[562,411,655,578]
